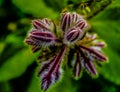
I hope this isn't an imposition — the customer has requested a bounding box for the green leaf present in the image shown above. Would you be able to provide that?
[0,0,3,7]
[44,0,68,11]
[91,20,120,53]
[109,0,120,8]
[0,82,11,92]
[0,48,40,82]
[5,34,23,47]
[0,42,5,54]
[90,1,120,84]
[64,0,111,18]
[27,70,41,92]
[12,0,58,18]
[98,47,120,85]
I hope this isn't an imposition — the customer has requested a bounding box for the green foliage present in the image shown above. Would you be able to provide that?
[91,1,120,84]
[27,71,41,92]
[0,48,40,82]
[1,0,120,92]
[12,0,58,18]
[64,0,111,18]
[0,82,11,92]
[44,0,68,11]
[0,0,3,6]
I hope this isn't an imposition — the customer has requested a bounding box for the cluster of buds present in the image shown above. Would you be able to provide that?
[25,12,107,91]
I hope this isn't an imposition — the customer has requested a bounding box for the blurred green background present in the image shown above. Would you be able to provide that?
[0,0,120,92]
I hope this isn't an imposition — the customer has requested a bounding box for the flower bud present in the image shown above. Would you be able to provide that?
[25,30,57,46]
[64,28,83,44]
[38,46,67,91]
[32,18,54,31]
[61,12,72,32]
[73,52,82,79]
[76,19,88,29]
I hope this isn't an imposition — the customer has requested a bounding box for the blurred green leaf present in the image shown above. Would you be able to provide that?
[5,34,23,46]
[0,34,24,66]
[90,1,120,84]
[64,0,111,18]
[12,0,58,18]
[0,42,5,54]
[92,20,120,53]
[0,0,3,7]
[0,82,11,92]
[44,0,68,11]
[27,70,41,92]
[109,0,120,8]
[98,47,120,85]
[0,48,40,82]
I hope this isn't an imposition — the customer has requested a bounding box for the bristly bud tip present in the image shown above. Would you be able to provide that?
[64,27,83,44]
[38,46,67,91]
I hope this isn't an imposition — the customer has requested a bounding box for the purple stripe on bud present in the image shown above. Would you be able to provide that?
[76,20,88,29]
[60,12,87,32]
[73,52,81,79]
[25,37,45,46]
[80,45,107,61]
[42,18,51,25]
[32,20,49,30]
[71,12,83,23]
[32,46,41,53]
[31,31,54,38]
[85,59,97,75]
[25,37,36,45]
[25,31,58,46]
[38,46,67,91]
[78,48,97,75]
[64,28,83,43]
[61,12,72,32]
[71,12,79,23]
[29,31,56,46]
[95,42,106,48]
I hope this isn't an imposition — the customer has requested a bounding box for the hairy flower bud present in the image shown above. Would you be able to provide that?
[71,12,80,23]
[61,12,86,32]
[64,28,83,44]
[80,45,107,61]
[76,19,88,30]
[78,48,97,75]
[73,52,82,79]
[38,46,67,91]
[25,30,57,46]
[61,12,72,32]
[32,18,55,33]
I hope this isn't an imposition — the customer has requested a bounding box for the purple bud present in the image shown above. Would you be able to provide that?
[64,28,83,43]
[25,37,37,46]
[32,20,50,30]
[76,20,88,29]
[38,46,67,91]
[71,12,79,23]
[42,18,51,26]
[95,42,106,48]
[80,45,107,61]
[60,12,88,33]
[78,48,97,75]
[73,52,81,79]
[71,12,83,23]
[25,31,57,46]
[31,46,41,53]
[61,12,72,32]
[85,59,97,75]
